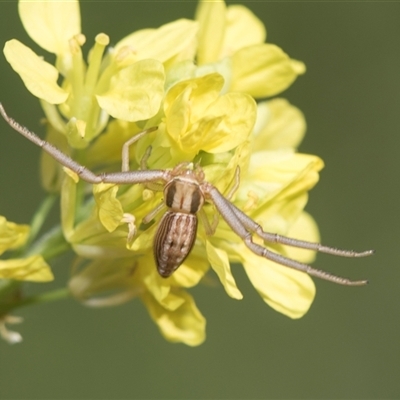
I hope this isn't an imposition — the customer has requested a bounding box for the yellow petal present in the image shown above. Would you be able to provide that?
[164,60,197,92]
[0,216,29,256]
[165,85,192,147]
[236,151,323,212]
[153,290,185,312]
[170,245,210,288]
[194,92,257,153]
[165,74,256,155]
[165,73,224,122]
[253,99,306,150]
[195,0,226,64]
[142,289,206,346]
[249,193,309,242]
[18,0,81,54]
[0,255,53,282]
[115,19,198,64]
[201,142,248,195]
[206,241,242,299]
[96,59,165,121]
[266,155,323,204]
[93,184,124,233]
[137,262,181,311]
[284,211,320,264]
[86,119,142,168]
[3,40,69,104]
[221,5,266,57]
[240,247,316,318]
[231,44,302,98]
[194,57,233,94]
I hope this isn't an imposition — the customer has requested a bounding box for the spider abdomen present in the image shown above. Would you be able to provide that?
[154,211,198,278]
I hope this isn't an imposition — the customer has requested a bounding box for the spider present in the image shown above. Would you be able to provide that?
[0,103,374,285]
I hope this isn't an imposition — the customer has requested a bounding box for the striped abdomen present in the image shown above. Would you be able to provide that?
[154,211,198,278]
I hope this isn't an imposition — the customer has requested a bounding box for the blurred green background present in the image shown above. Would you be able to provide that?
[0,1,399,399]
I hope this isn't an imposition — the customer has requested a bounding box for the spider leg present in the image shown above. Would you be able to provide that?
[206,184,368,286]
[0,103,168,185]
[223,167,373,257]
[142,201,165,224]
[121,127,157,172]
[140,145,153,171]
[225,166,241,200]
[206,166,242,235]
[198,208,215,236]
[228,202,374,258]
[137,145,165,191]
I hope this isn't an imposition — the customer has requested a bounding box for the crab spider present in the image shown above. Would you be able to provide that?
[0,103,374,284]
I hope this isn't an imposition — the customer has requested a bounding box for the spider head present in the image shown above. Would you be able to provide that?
[164,165,205,214]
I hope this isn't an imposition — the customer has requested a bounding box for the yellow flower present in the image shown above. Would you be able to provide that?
[195,0,305,97]
[113,19,198,69]
[63,74,256,345]
[63,74,321,343]
[4,0,166,189]
[4,1,215,192]
[152,73,257,164]
[0,216,53,282]
[4,0,324,345]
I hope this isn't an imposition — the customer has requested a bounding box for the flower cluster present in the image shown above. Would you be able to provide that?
[1,0,323,345]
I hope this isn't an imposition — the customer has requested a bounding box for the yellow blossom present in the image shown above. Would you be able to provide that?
[0,216,53,282]
[0,216,29,255]
[4,1,166,151]
[0,255,53,282]
[195,0,305,97]
[18,0,80,55]
[3,39,69,104]
[113,19,198,68]
[159,73,257,162]
[2,0,328,345]
[61,73,321,341]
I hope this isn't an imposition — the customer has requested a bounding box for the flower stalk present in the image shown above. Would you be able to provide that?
[0,287,70,316]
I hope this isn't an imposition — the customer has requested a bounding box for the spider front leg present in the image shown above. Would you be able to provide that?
[121,129,168,196]
[0,103,168,185]
[205,183,372,286]
[121,127,158,172]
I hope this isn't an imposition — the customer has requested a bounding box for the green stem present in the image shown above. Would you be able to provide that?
[26,224,70,260]
[0,287,70,315]
[11,193,58,260]
[24,193,58,252]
